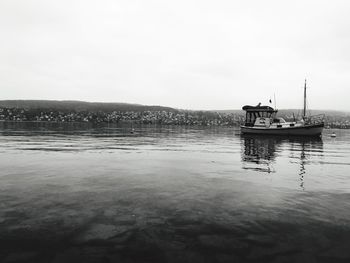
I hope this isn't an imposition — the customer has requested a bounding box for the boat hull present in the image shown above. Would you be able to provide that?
[240,123,324,136]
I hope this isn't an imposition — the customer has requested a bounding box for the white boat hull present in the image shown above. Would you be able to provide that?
[241,123,324,136]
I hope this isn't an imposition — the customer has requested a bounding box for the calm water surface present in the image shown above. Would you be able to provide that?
[0,122,350,263]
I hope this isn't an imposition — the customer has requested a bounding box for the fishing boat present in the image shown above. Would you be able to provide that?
[240,80,324,136]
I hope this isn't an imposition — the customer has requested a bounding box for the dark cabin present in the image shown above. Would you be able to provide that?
[242,104,276,126]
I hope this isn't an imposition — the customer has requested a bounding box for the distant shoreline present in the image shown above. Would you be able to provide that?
[1,104,350,129]
[0,120,348,129]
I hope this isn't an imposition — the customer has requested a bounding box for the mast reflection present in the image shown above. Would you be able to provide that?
[289,137,323,190]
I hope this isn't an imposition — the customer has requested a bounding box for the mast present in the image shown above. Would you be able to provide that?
[303,79,307,119]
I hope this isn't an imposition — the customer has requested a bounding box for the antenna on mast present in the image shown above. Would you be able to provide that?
[303,79,307,119]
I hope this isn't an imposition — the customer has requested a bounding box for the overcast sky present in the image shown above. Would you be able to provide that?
[0,0,349,110]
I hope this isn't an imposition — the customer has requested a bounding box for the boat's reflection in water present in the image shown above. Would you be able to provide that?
[241,134,324,189]
[241,134,279,173]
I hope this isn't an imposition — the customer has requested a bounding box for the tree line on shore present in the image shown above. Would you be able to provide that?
[1,107,350,128]
[0,107,244,126]
[0,100,349,128]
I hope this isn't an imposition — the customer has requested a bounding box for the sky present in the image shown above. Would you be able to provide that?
[0,0,349,110]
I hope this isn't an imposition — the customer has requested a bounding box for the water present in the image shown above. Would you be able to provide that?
[0,122,350,263]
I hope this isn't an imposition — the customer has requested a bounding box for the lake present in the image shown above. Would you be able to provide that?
[0,122,349,263]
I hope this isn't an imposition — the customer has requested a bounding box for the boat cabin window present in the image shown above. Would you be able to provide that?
[260,111,272,118]
[242,105,276,126]
[246,111,275,126]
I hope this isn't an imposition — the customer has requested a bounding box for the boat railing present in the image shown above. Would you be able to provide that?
[305,114,325,124]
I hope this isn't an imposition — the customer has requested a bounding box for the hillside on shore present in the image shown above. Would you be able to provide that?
[0,100,177,113]
[1,100,349,128]
[0,100,349,117]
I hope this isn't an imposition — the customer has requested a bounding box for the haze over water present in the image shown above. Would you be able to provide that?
[0,122,350,263]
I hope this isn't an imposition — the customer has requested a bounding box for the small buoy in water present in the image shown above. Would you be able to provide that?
[331,133,336,138]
